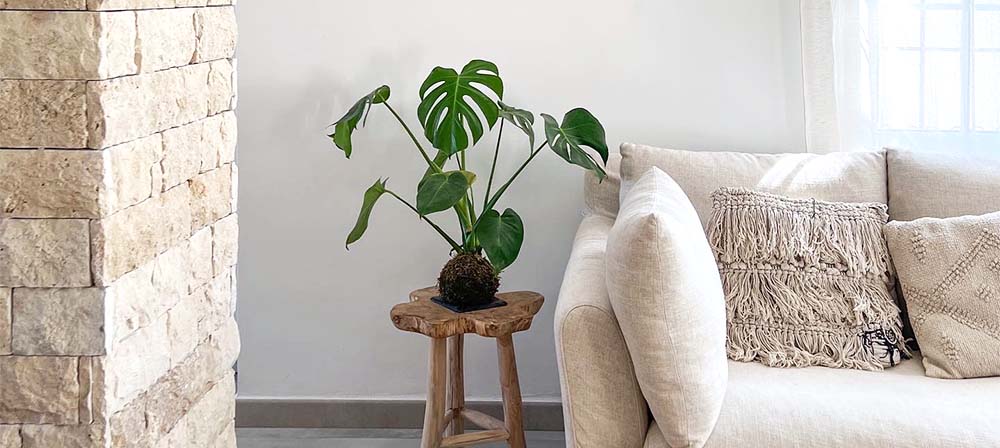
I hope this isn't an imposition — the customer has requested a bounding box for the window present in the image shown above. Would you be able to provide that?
[866,0,1000,152]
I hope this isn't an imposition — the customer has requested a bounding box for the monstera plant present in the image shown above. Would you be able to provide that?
[330,59,608,311]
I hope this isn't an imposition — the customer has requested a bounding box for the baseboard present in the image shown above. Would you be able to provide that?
[235,398,564,431]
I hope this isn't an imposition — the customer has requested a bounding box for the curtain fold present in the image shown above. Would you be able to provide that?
[801,0,875,153]
[831,0,877,152]
[800,0,840,153]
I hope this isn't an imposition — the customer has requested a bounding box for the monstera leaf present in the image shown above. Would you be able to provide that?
[416,171,473,215]
[475,208,524,272]
[418,60,504,155]
[346,179,388,249]
[498,101,535,147]
[328,86,391,158]
[541,108,609,180]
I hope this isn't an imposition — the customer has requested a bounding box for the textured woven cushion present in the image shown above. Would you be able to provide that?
[606,167,727,447]
[884,212,1000,379]
[708,188,906,370]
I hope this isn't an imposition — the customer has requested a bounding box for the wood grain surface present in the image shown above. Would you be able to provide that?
[391,288,544,338]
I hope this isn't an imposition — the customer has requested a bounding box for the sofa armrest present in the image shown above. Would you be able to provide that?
[555,215,649,448]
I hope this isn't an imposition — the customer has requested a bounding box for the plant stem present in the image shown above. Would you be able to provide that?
[483,119,504,212]
[455,146,477,249]
[386,190,462,252]
[381,102,476,251]
[433,147,472,248]
[464,196,478,248]
[455,199,473,245]
[382,102,441,174]
[460,150,476,222]
[471,142,546,233]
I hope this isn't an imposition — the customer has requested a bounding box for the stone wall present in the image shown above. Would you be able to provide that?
[0,1,239,447]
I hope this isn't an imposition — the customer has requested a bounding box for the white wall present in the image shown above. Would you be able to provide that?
[236,0,806,402]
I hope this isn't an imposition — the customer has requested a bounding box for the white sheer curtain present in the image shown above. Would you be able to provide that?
[802,0,1000,153]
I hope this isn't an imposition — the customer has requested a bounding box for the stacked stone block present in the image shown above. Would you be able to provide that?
[0,2,239,447]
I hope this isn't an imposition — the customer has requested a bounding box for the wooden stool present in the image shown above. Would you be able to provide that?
[391,287,544,448]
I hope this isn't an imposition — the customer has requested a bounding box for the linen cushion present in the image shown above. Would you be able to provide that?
[619,143,888,227]
[883,212,1000,379]
[644,357,1000,448]
[887,149,1000,221]
[708,188,906,370]
[606,167,727,447]
[583,153,622,218]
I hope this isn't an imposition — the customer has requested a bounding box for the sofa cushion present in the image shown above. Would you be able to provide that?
[606,167,727,447]
[619,143,888,227]
[884,211,1000,379]
[584,153,622,218]
[887,149,1000,221]
[708,188,905,370]
[643,357,1000,448]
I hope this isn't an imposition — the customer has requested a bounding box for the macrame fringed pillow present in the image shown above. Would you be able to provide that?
[707,187,908,370]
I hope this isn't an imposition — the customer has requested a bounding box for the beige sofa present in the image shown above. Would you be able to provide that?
[554,146,1000,448]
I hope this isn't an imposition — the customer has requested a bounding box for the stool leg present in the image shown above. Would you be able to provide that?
[447,335,465,436]
[496,334,525,448]
[421,337,447,448]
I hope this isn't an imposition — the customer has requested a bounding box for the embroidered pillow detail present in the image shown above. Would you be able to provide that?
[884,212,1000,379]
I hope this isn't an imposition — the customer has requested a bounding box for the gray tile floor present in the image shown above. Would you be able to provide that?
[236,428,566,448]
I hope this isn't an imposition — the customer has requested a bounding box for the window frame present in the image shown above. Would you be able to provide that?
[866,0,1000,150]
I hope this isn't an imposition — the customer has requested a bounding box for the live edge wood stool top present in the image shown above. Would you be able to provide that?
[391,287,545,339]
[390,287,545,448]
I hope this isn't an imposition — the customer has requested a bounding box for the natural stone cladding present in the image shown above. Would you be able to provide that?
[0,2,238,447]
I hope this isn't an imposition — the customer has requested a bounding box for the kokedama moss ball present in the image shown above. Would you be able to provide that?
[438,253,500,306]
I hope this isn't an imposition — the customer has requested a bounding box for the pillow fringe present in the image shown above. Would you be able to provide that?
[727,321,899,370]
[709,187,908,370]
